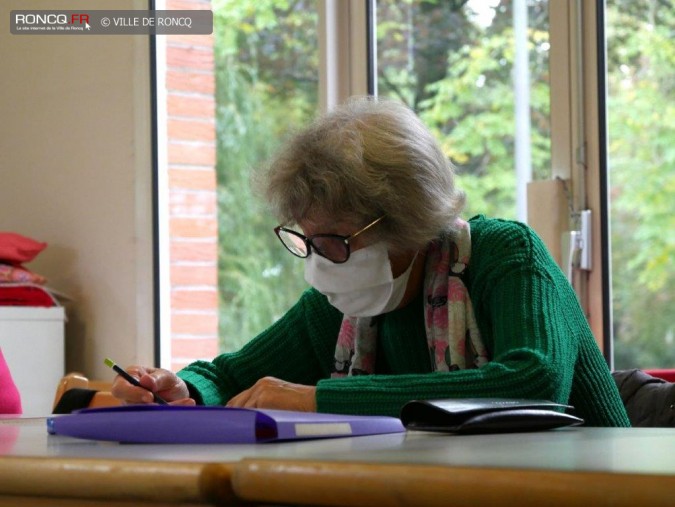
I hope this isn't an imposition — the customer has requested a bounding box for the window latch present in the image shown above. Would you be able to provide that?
[561,210,592,283]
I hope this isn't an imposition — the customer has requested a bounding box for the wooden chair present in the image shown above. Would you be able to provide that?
[52,372,121,413]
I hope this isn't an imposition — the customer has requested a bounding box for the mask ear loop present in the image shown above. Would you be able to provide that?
[408,250,420,276]
[393,249,419,280]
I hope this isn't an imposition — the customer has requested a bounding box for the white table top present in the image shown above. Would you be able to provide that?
[2,416,674,476]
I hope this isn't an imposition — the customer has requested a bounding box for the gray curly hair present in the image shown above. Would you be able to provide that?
[261,96,465,253]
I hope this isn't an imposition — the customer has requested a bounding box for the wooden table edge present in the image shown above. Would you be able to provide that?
[0,456,237,505]
[232,458,675,507]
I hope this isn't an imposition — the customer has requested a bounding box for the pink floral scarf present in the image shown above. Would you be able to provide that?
[331,218,489,377]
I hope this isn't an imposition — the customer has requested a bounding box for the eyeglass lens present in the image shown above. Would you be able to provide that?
[311,236,349,262]
[277,228,350,263]
[277,229,308,257]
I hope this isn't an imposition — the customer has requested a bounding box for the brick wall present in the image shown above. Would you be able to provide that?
[165,0,218,371]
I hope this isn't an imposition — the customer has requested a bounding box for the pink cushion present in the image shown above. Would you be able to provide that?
[0,285,57,307]
[0,232,47,264]
[0,264,47,284]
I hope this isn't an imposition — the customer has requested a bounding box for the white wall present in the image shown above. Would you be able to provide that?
[0,0,155,380]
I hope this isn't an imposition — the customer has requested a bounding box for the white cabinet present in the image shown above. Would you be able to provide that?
[0,307,65,416]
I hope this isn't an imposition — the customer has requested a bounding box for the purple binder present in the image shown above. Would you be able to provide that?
[46,405,405,443]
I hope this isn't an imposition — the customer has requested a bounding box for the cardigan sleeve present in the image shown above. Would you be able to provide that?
[177,288,343,406]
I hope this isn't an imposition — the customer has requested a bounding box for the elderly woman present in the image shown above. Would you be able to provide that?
[112,97,629,427]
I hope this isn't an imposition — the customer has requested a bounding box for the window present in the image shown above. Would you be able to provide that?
[212,0,319,352]
[605,0,675,368]
[157,0,319,370]
[157,0,671,372]
[157,0,218,371]
[376,0,551,221]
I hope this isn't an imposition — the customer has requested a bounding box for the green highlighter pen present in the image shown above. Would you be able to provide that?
[104,357,168,405]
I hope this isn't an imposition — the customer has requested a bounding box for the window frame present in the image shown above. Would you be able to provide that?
[318,0,374,111]
[530,0,610,359]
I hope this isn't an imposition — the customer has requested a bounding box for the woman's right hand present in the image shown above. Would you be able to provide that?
[110,365,196,405]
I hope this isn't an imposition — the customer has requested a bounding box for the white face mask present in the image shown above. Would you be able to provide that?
[304,242,417,317]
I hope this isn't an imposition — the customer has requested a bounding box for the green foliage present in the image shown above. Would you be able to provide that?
[606,0,675,368]
[214,1,316,351]
[378,1,551,219]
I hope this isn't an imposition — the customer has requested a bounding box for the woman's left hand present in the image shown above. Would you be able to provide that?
[226,376,317,412]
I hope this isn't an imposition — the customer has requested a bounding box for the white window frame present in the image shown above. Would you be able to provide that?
[154,0,172,369]
[530,0,608,355]
[530,1,587,291]
[318,0,373,111]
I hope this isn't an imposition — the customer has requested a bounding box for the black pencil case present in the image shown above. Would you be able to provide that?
[400,398,584,434]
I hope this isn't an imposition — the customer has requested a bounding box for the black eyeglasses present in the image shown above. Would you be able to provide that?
[274,216,385,264]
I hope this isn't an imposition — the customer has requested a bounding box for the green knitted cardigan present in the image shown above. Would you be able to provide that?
[178,216,630,427]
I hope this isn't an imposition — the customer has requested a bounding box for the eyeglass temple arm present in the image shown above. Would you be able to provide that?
[349,215,385,241]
